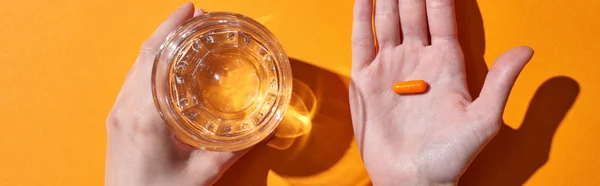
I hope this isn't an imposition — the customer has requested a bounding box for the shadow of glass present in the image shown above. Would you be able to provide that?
[455,0,582,185]
[460,76,580,186]
[215,58,364,185]
[267,79,317,150]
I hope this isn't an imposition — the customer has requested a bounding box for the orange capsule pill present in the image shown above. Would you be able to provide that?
[392,80,428,94]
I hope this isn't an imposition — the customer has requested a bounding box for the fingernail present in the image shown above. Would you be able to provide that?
[193,8,205,16]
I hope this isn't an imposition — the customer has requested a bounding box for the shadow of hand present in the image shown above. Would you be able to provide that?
[455,0,581,185]
[460,76,580,186]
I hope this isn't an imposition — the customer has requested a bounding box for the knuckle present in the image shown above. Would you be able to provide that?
[106,111,121,132]
[124,68,135,82]
[352,37,375,48]
[427,0,454,9]
[139,42,157,62]
[375,9,397,19]
[432,36,458,42]
[106,101,163,138]
[129,109,162,137]
[354,4,373,22]
[106,105,129,133]
[399,0,424,5]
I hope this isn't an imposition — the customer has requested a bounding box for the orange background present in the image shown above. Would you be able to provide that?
[1,0,598,185]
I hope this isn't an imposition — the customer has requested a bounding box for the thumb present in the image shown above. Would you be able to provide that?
[469,46,534,123]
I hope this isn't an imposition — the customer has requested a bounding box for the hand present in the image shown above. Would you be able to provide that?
[349,0,534,185]
[105,3,248,186]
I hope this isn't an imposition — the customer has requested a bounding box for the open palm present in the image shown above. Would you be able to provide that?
[349,0,534,185]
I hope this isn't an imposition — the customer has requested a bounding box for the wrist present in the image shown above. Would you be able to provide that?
[369,169,457,186]
[401,178,456,186]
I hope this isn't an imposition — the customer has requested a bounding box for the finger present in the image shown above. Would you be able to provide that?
[374,0,401,47]
[140,2,195,58]
[352,0,376,69]
[186,148,252,184]
[469,46,534,123]
[426,0,458,44]
[193,8,205,17]
[116,3,195,137]
[131,2,195,85]
[399,0,428,45]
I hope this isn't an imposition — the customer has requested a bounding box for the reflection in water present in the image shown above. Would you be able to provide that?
[268,79,317,150]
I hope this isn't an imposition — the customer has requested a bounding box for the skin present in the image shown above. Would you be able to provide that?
[349,0,534,185]
[106,1,534,185]
[105,3,249,186]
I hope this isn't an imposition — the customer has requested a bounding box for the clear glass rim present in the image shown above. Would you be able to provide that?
[151,12,293,152]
